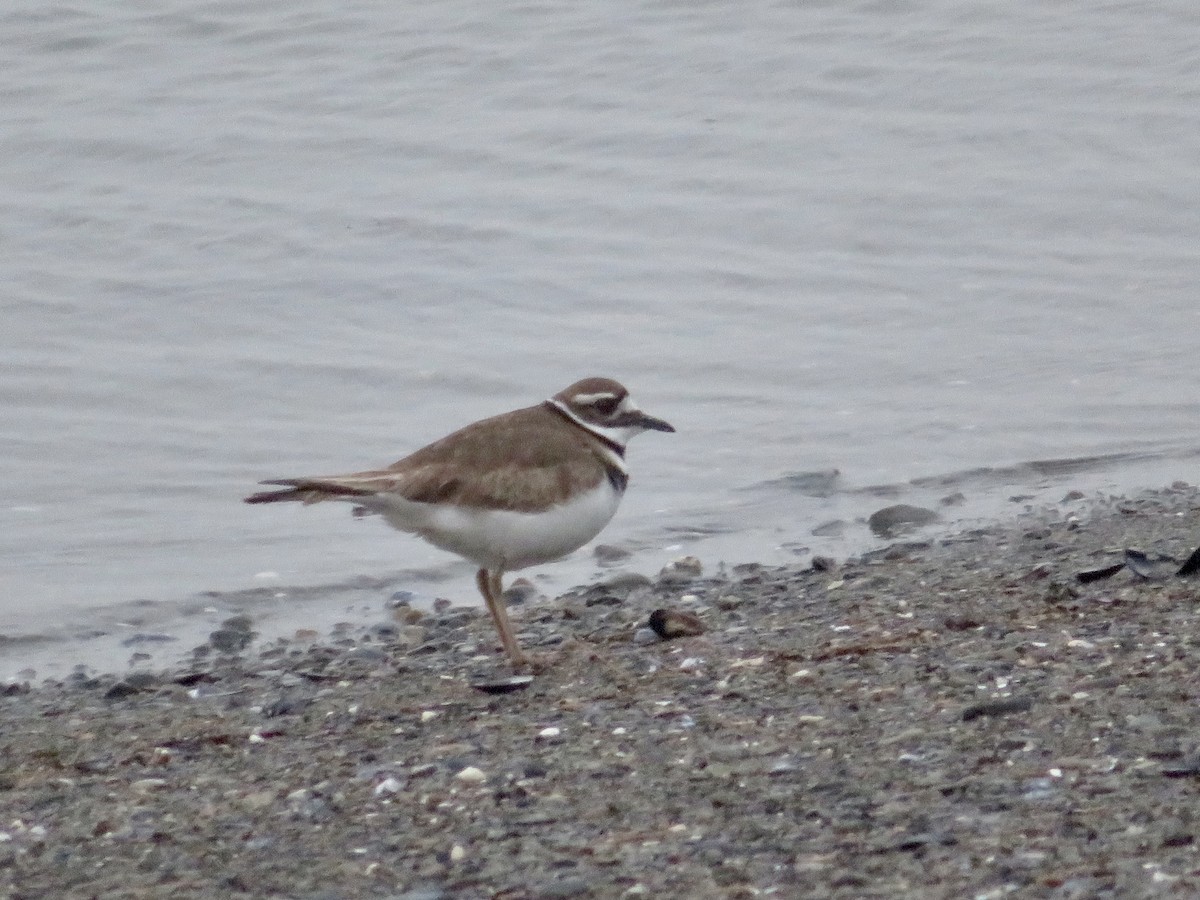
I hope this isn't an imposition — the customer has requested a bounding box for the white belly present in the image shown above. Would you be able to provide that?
[371,482,623,571]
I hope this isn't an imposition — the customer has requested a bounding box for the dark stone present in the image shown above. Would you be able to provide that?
[593,543,631,563]
[868,504,939,538]
[961,696,1034,722]
[209,627,254,654]
[103,681,141,700]
[647,609,705,640]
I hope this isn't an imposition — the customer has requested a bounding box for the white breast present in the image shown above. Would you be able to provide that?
[371,480,624,571]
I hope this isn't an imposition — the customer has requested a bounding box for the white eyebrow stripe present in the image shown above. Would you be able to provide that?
[571,391,621,405]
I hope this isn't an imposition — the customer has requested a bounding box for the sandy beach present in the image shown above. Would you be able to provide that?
[5,485,1200,899]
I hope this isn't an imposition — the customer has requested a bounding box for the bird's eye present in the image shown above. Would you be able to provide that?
[592,396,620,416]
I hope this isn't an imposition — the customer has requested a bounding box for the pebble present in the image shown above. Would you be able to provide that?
[647,609,705,640]
[387,590,417,607]
[961,697,1034,722]
[632,627,660,646]
[593,543,631,563]
[503,578,539,605]
[374,776,403,796]
[393,606,426,626]
[470,675,534,695]
[600,572,653,592]
[103,681,142,700]
[454,766,486,784]
[867,504,940,538]
[658,555,703,584]
[209,616,256,653]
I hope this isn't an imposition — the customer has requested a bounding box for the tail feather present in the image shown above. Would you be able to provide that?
[243,479,374,505]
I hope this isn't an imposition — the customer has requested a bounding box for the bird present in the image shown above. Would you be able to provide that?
[245,376,674,669]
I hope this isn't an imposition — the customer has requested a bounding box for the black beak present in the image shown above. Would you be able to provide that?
[628,411,675,433]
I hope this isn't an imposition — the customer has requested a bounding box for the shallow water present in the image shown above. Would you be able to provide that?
[4,0,1200,677]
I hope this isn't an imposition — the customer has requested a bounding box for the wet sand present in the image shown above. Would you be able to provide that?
[5,485,1200,898]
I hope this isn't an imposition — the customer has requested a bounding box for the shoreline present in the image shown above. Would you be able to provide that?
[5,484,1200,897]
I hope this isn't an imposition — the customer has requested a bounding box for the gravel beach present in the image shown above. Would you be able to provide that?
[6,485,1200,899]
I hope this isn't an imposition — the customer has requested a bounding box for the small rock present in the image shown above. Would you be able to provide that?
[962,697,1034,722]
[209,624,255,654]
[601,572,653,592]
[393,625,428,648]
[1124,549,1176,580]
[658,555,703,584]
[1077,562,1126,584]
[594,543,632,564]
[470,675,534,695]
[103,681,141,700]
[242,790,276,810]
[263,695,313,717]
[393,606,426,625]
[647,609,705,640]
[1161,757,1200,778]
[454,766,486,784]
[632,627,660,646]
[374,776,403,796]
[503,579,539,605]
[1044,582,1080,604]
[868,504,939,538]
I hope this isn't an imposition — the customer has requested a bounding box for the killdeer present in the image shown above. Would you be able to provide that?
[245,377,674,668]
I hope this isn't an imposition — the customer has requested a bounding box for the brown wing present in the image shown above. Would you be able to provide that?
[386,404,607,512]
[245,404,607,513]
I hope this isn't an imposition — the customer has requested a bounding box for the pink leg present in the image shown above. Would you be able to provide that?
[475,568,528,668]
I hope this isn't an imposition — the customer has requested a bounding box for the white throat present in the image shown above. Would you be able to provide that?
[547,398,632,475]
